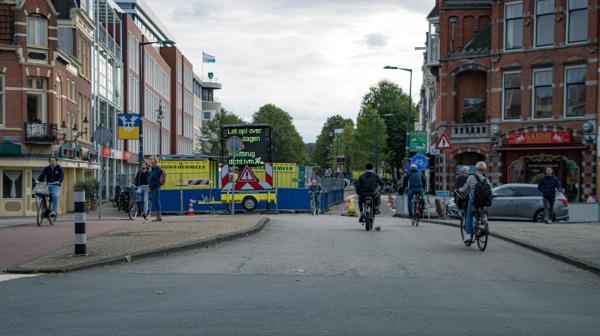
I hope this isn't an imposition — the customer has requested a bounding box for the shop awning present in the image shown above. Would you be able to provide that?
[495,144,589,151]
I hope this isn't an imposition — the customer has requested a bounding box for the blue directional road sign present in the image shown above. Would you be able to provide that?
[411,154,429,172]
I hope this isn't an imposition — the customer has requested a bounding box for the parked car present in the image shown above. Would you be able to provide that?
[446,183,569,222]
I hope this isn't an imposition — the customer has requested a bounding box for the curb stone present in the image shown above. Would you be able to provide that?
[421,219,600,276]
[6,217,269,274]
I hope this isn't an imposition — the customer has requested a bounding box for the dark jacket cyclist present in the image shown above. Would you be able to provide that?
[355,163,384,222]
[401,164,426,218]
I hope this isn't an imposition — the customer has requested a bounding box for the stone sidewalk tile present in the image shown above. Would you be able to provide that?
[423,218,600,274]
[0,205,129,229]
[8,215,268,273]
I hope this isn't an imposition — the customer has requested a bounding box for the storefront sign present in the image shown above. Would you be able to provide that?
[508,131,572,145]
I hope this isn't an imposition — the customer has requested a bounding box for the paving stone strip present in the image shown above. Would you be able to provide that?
[423,218,600,274]
[9,215,268,273]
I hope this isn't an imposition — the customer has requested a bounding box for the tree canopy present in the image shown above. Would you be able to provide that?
[252,104,306,164]
[351,106,388,171]
[360,80,417,173]
[312,115,354,169]
[196,108,244,156]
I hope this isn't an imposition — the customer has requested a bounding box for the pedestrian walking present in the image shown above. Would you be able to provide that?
[537,167,561,224]
[148,156,164,221]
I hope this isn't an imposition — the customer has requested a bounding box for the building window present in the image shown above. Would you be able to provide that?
[533,69,553,119]
[428,20,440,64]
[565,66,586,117]
[27,78,46,123]
[0,76,4,126]
[503,72,522,120]
[3,170,23,199]
[203,112,211,120]
[27,15,47,47]
[505,2,523,50]
[535,0,554,47]
[568,0,588,43]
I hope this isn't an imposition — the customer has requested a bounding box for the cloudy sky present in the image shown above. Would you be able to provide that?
[145,0,432,142]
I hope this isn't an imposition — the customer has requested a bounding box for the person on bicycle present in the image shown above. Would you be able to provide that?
[355,163,384,222]
[308,179,322,214]
[37,156,64,218]
[458,161,490,242]
[401,164,426,219]
[454,166,470,215]
[133,160,150,215]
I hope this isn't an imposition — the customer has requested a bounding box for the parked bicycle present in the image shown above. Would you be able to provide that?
[128,184,150,220]
[33,181,57,226]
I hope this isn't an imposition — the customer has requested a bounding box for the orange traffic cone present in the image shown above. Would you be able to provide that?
[187,199,195,216]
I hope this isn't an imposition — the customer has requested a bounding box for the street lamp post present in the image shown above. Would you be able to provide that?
[383,66,413,161]
[157,100,164,157]
[138,39,175,163]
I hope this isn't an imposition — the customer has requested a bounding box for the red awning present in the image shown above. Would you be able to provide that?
[495,144,588,151]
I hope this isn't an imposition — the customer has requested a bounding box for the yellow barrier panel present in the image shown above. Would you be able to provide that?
[252,163,299,188]
[159,159,216,190]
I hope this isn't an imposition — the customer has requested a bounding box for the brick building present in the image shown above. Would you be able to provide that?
[160,46,194,155]
[0,0,99,216]
[423,0,598,201]
[121,10,171,157]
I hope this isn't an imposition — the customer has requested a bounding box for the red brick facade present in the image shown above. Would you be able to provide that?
[429,0,598,201]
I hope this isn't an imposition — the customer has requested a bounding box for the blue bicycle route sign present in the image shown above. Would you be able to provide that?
[411,154,429,172]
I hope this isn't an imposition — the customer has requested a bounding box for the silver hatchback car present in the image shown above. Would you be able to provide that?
[447,183,569,222]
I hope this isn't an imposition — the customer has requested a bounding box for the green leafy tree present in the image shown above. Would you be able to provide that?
[351,107,387,171]
[252,104,306,164]
[312,115,354,168]
[196,108,244,156]
[360,80,417,174]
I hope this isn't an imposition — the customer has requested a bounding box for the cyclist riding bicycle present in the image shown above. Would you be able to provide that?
[308,179,322,214]
[402,164,426,219]
[36,156,64,218]
[458,161,491,243]
[133,160,150,215]
[355,163,384,223]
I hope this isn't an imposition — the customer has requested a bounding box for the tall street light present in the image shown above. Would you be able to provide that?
[383,66,412,161]
[138,39,175,162]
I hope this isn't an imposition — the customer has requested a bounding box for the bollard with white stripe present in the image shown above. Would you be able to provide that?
[74,190,87,256]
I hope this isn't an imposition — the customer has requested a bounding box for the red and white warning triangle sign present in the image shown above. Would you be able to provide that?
[237,165,259,183]
[435,132,453,149]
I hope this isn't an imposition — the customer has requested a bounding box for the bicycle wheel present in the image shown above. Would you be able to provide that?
[365,205,372,231]
[36,197,44,226]
[476,215,489,251]
[460,214,471,247]
[128,198,139,220]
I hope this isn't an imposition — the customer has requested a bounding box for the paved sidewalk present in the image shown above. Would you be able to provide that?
[0,204,129,229]
[6,215,267,273]
[423,218,600,274]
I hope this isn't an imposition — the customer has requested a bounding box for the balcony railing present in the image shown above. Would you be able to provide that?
[449,123,489,139]
[24,122,58,143]
[98,25,122,62]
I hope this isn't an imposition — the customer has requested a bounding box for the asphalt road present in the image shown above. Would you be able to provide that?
[1,214,599,335]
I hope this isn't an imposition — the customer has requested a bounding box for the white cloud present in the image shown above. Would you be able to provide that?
[145,0,431,142]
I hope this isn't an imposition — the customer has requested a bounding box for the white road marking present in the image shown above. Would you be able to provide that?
[0,273,41,283]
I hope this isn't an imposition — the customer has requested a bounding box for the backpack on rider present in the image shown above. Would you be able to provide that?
[473,175,493,208]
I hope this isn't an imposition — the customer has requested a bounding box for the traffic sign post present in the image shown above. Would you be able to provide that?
[435,131,452,196]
